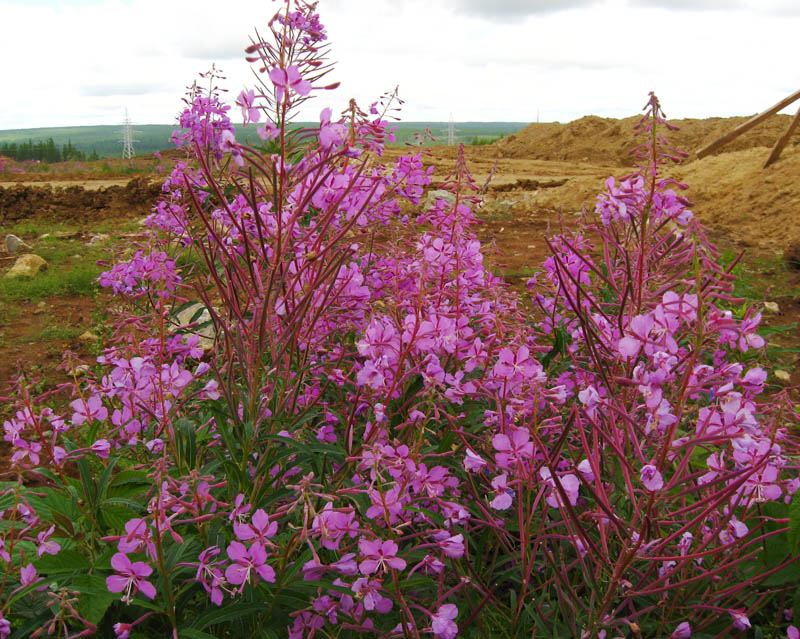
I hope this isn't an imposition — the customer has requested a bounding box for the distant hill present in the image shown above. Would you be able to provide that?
[0,122,528,159]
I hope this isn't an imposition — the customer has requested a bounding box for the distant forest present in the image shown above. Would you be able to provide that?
[0,122,528,161]
[0,138,99,163]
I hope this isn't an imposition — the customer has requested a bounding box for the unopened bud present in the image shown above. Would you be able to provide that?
[323,82,341,91]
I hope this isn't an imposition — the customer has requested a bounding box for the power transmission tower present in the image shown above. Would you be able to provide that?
[121,108,135,159]
[447,113,455,146]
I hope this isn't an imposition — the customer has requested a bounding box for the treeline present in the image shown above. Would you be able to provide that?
[0,138,99,163]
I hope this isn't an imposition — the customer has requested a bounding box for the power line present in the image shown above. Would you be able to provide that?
[448,112,455,146]
[121,108,135,159]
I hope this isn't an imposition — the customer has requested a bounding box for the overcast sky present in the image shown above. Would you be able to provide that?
[1,0,798,130]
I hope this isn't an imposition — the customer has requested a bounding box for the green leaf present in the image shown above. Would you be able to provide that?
[788,490,800,553]
[96,456,121,504]
[179,630,218,639]
[72,574,118,626]
[36,549,91,575]
[188,602,269,629]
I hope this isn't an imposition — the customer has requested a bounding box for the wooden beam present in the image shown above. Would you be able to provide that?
[764,102,800,168]
[695,88,800,158]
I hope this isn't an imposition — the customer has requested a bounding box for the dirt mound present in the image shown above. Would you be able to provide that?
[0,176,162,224]
[494,114,800,165]
[675,146,800,250]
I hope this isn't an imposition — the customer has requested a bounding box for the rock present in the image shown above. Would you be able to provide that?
[32,301,47,315]
[775,370,791,382]
[88,233,110,245]
[79,331,100,344]
[175,302,216,351]
[53,231,79,239]
[763,301,780,313]
[425,189,456,209]
[5,234,31,255]
[38,233,51,240]
[4,254,48,279]
[71,364,90,377]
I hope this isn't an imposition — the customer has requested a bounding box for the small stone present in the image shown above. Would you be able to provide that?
[88,233,110,245]
[425,189,456,208]
[71,364,90,377]
[53,231,79,239]
[79,331,100,344]
[763,301,780,313]
[775,370,791,382]
[71,254,82,259]
[176,302,216,351]
[499,227,505,233]
[32,301,47,315]
[5,234,31,255]
[38,233,51,240]
[527,244,536,249]
[4,254,48,279]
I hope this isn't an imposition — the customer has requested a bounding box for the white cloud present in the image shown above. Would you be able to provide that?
[0,0,799,130]
[450,0,598,21]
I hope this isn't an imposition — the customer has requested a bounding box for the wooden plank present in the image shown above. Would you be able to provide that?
[696,88,800,158]
[764,102,800,168]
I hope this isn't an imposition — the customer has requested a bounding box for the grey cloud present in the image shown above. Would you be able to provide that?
[79,83,173,97]
[451,0,598,21]
[627,0,741,10]
[629,0,800,14]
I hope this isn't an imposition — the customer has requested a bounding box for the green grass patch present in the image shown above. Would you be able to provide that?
[0,264,100,301]
[3,220,80,237]
[24,325,83,343]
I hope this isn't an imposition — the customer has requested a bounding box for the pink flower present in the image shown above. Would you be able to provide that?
[10,439,41,466]
[671,621,691,638]
[435,532,465,558]
[730,610,750,630]
[228,493,252,521]
[431,604,458,639]
[464,448,487,472]
[225,541,275,588]
[91,438,111,459]
[358,538,406,574]
[233,509,278,543]
[236,89,260,125]
[106,553,156,603]
[117,518,156,560]
[312,503,358,550]
[20,563,37,587]
[640,464,664,491]
[540,468,580,508]
[490,473,513,510]
[787,625,799,639]
[70,395,108,426]
[37,525,61,557]
[352,577,392,613]
[113,623,132,639]
[492,427,533,468]
[268,65,312,103]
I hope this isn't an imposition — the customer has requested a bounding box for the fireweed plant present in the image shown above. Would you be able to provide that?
[3,2,800,638]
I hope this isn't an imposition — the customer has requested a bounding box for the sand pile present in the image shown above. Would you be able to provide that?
[494,113,800,165]
[675,146,800,250]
